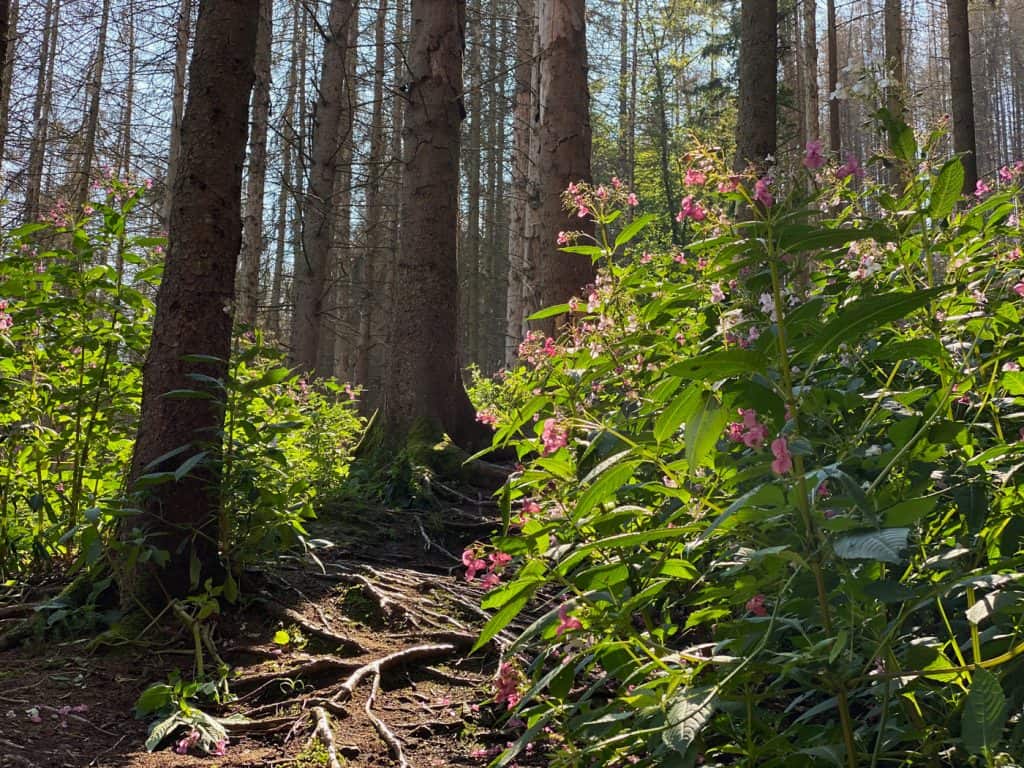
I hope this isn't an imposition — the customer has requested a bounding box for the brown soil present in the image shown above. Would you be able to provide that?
[0,502,532,768]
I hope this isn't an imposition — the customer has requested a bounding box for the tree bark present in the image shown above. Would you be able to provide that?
[72,0,111,212]
[383,0,485,449]
[114,0,136,182]
[24,0,59,224]
[164,0,192,226]
[504,0,534,365]
[290,0,354,375]
[735,0,778,171]
[238,0,273,329]
[826,0,840,154]
[802,0,818,146]
[463,0,482,365]
[0,0,18,174]
[528,0,594,323]
[124,0,257,603]
[946,0,978,193]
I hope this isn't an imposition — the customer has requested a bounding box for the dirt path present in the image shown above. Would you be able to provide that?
[0,504,525,768]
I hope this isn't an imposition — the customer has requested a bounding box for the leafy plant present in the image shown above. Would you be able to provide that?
[135,670,244,755]
[469,129,1024,767]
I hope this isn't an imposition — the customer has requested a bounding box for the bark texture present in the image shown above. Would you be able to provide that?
[383,0,484,449]
[946,0,978,193]
[164,0,192,226]
[528,0,594,321]
[125,0,257,602]
[291,0,354,375]
[238,0,273,329]
[826,0,840,153]
[735,0,778,171]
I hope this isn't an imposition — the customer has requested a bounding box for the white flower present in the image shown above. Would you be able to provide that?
[759,292,775,316]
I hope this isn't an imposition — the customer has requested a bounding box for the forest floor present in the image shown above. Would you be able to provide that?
[0,491,532,768]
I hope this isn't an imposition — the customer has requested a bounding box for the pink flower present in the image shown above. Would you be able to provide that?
[494,663,522,709]
[576,202,590,218]
[717,176,740,194]
[726,423,745,442]
[476,410,498,427]
[611,176,623,189]
[462,549,487,581]
[566,181,579,195]
[481,573,501,590]
[639,251,652,264]
[710,283,725,303]
[676,195,707,222]
[174,729,200,755]
[745,595,768,617]
[999,166,1014,184]
[770,437,793,475]
[556,604,583,636]
[543,337,558,357]
[1014,282,1024,297]
[754,177,773,208]
[557,230,570,246]
[685,169,707,187]
[522,500,541,516]
[541,419,569,455]
[595,185,609,200]
[975,179,992,198]
[803,139,826,170]
[489,551,512,569]
[213,740,228,756]
[627,192,639,207]
[836,154,865,180]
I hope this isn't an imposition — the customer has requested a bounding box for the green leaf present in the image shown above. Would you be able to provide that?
[575,454,640,520]
[833,528,910,564]
[930,159,965,220]
[796,289,943,365]
[134,683,175,717]
[556,527,691,576]
[662,686,717,755]
[145,712,186,752]
[654,384,702,443]
[527,303,571,321]
[667,349,766,382]
[961,669,1007,756]
[685,393,726,476]
[559,245,604,258]
[882,496,937,526]
[472,579,540,653]
[174,451,208,482]
[614,213,658,249]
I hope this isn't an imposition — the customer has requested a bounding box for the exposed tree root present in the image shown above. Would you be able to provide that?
[258,594,367,654]
[329,642,465,704]
[309,706,345,768]
[363,667,411,768]
[233,655,361,699]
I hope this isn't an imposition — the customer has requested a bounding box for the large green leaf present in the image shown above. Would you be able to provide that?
[654,384,702,443]
[930,159,965,220]
[614,213,658,249]
[472,579,540,652]
[662,686,717,755]
[833,528,910,564]
[667,349,766,382]
[961,669,1007,757]
[795,289,943,365]
[685,393,727,476]
[574,458,641,521]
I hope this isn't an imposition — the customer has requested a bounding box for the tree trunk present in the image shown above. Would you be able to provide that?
[383,0,485,449]
[72,0,111,212]
[504,0,534,365]
[124,0,257,603]
[947,0,978,193]
[290,0,353,375]
[238,0,273,329]
[826,0,840,154]
[528,0,594,323]
[735,0,778,171]
[24,0,59,224]
[355,0,389,393]
[463,0,482,365]
[802,0,818,146]
[0,0,18,173]
[164,0,192,226]
[269,0,301,339]
[114,0,135,182]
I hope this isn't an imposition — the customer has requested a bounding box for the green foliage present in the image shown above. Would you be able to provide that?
[0,178,365,601]
[135,670,243,756]
[471,134,1024,767]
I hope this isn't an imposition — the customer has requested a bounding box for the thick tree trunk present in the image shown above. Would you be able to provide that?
[504,0,534,365]
[164,0,192,226]
[946,0,978,193]
[0,0,19,173]
[528,0,594,322]
[735,0,778,171]
[463,1,482,365]
[290,0,353,375]
[124,0,257,603]
[383,0,485,449]
[238,0,273,329]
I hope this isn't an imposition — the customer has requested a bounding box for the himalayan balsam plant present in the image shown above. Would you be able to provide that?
[468,125,1024,768]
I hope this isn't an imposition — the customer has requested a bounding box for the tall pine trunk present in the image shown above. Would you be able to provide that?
[947,0,978,193]
[123,0,257,603]
[735,0,778,170]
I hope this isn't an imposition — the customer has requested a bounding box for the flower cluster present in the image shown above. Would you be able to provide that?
[541,418,568,455]
[462,546,512,589]
[517,331,558,367]
[0,299,11,332]
[725,409,769,448]
[562,179,639,222]
[494,662,524,710]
